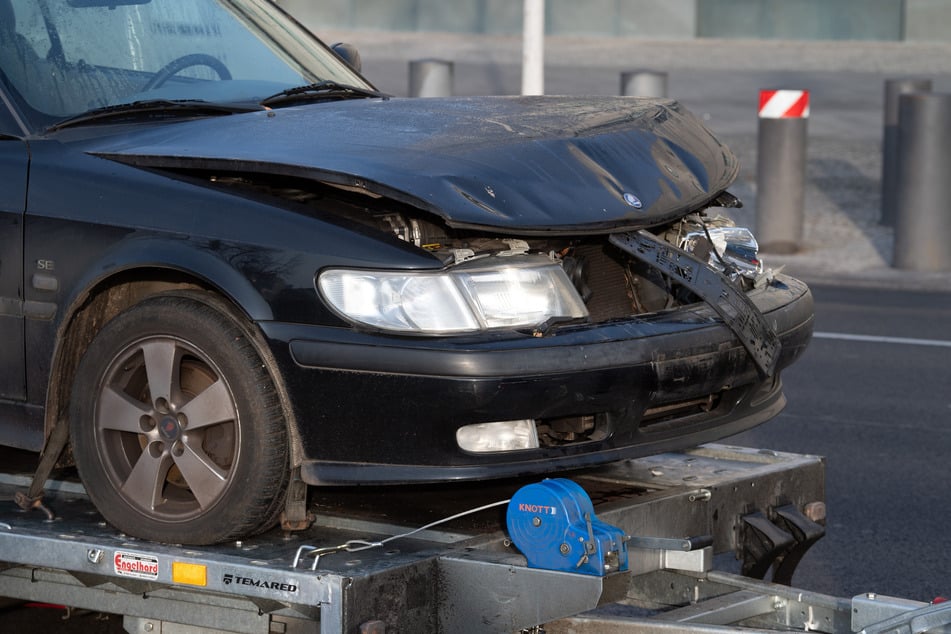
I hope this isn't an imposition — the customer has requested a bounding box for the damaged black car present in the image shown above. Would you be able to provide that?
[0,0,813,544]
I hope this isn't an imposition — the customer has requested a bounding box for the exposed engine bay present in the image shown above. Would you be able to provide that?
[205,171,774,325]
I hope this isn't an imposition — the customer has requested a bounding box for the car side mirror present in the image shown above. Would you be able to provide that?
[331,42,362,74]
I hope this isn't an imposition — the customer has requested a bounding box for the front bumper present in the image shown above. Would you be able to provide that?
[259,275,813,485]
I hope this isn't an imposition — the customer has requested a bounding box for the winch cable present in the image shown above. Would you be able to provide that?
[293,498,510,569]
[345,498,512,551]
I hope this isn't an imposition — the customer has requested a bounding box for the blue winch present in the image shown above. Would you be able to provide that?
[506,478,629,577]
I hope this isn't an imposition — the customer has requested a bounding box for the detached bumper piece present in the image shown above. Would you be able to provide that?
[610,230,781,377]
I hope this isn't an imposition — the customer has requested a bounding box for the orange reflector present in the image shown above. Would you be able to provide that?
[172,561,207,587]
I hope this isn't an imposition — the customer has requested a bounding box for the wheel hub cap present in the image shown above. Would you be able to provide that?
[158,415,181,441]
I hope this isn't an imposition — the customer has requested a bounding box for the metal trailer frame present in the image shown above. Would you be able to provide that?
[0,443,946,633]
[549,570,951,633]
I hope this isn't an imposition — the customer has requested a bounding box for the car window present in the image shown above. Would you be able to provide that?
[0,94,23,136]
[3,3,53,58]
[0,0,370,127]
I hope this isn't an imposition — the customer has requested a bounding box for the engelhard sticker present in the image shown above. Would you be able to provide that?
[114,550,160,580]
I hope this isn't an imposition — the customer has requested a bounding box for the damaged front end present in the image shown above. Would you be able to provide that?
[91,94,812,483]
[317,195,781,349]
[245,178,813,480]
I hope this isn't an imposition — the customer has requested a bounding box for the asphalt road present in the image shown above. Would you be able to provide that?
[731,282,951,602]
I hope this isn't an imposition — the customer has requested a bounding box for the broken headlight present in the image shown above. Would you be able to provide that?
[318,256,588,334]
[678,217,765,281]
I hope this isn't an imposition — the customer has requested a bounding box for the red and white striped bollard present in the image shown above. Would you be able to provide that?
[755,89,809,254]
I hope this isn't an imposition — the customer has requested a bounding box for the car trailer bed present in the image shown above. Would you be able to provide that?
[0,444,946,633]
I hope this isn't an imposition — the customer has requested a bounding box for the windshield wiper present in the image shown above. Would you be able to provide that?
[260,80,389,108]
[47,99,264,132]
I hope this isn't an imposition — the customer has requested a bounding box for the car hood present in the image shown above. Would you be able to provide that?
[90,95,738,234]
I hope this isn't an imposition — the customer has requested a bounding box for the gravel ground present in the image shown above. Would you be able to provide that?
[722,129,951,291]
[721,133,893,276]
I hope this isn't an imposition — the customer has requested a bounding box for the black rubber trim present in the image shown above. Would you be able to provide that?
[289,331,663,378]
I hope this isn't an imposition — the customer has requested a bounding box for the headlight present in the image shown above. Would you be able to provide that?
[318,257,588,334]
[681,225,764,279]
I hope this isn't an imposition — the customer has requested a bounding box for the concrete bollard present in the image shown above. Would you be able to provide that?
[881,78,932,226]
[620,71,667,98]
[755,90,809,254]
[893,92,951,271]
[409,59,453,98]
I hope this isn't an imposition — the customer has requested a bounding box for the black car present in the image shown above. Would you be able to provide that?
[0,0,812,545]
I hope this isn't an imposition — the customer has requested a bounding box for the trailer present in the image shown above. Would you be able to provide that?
[0,443,948,633]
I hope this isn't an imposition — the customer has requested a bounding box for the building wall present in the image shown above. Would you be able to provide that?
[905,0,951,41]
[278,0,695,37]
[276,0,951,42]
[696,0,902,41]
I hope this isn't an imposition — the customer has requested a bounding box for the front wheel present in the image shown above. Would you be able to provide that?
[70,292,288,544]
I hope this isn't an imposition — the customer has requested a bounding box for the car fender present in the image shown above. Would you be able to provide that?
[59,233,274,325]
[41,233,281,444]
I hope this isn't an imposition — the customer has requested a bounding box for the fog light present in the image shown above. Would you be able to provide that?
[456,420,539,453]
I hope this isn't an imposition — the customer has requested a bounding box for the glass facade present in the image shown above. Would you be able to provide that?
[277,0,949,42]
[697,0,903,41]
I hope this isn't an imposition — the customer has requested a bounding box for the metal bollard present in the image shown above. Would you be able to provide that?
[755,90,809,254]
[893,92,951,271]
[521,0,545,96]
[409,59,453,98]
[620,71,667,98]
[880,78,932,226]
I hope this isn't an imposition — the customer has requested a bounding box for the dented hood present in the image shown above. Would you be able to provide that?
[91,95,738,233]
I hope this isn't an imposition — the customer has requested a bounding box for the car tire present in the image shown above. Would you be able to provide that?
[69,291,288,545]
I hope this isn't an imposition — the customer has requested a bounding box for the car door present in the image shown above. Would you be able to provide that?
[0,104,28,402]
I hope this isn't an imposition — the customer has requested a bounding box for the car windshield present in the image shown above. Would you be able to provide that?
[0,0,371,128]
